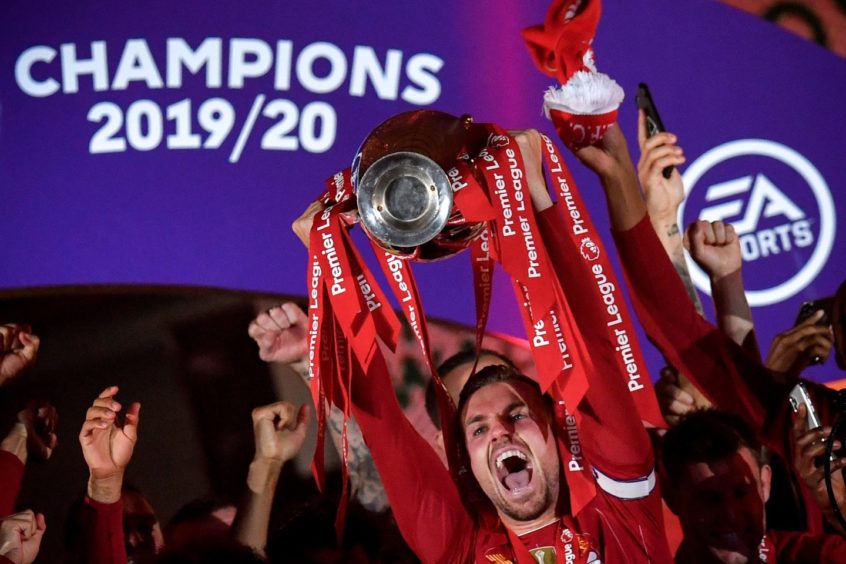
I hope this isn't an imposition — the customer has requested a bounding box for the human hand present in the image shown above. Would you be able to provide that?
[0,510,46,564]
[292,200,326,248]
[510,129,553,212]
[79,386,140,503]
[766,311,834,377]
[17,401,58,462]
[251,401,310,465]
[655,366,695,427]
[637,109,686,223]
[248,303,309,372]
[0,325,40,386]
[685,219,742,282]
[572,124,636,182]
[792,405,846,520]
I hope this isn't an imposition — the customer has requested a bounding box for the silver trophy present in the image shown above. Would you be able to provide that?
[352,110,488,261]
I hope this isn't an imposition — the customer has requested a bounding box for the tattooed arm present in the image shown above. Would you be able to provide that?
[635,110,703,314]
[248,303,389,512]
[635,111,713,413]
[635,110,759,357]
[287,362,390,512]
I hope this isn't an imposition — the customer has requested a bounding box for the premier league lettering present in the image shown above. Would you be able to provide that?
[382,254,428,354]
[564,413,583,472]
[482,152,518,239]
[14,38,443,160]
[474,231,492,303]
[314,209,347,296]
[591,262,644,391]
[321,232,346,296]
[542,134,587,236]
[447,166,468,192]
[503,148,543,280]
[356,274,381,312]
[307,257,322,379]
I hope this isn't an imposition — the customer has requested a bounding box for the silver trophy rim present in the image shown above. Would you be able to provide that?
[356,151,454,249]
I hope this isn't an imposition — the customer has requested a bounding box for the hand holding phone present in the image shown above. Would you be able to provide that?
[789,382,822,430]
[795,297,835,327]
[795,297,835,365]
[635,83,673,179]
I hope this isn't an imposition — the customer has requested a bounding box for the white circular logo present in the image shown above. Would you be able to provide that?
[680,139,835,307]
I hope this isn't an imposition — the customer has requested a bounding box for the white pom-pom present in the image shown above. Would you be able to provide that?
[543,70,625,117]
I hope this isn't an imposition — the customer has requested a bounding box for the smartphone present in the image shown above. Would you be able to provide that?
[635,83,673,179]
[789,382,822,430]
[795,297,835,326]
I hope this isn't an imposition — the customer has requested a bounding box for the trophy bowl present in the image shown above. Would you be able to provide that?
[353,110,488,261]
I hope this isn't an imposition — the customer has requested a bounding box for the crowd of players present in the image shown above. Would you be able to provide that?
[1,111,844,563]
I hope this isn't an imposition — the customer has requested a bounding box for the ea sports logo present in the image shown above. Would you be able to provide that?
[680,139,835,307]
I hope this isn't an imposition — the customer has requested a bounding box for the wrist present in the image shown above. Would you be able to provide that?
[649,214,680,234]
[1,423,28,465]
[246,457,283,494]
[290,358,309,380]
[598,163,629,185]
[709,268,742,288]
[87,472,124,504]
[598,160,639,197]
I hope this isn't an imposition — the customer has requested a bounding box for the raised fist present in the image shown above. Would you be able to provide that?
[686,219,742,282]
[248,303,309,367]
[0,325,40,386]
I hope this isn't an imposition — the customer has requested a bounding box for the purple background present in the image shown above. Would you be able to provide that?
[2,0,844,383]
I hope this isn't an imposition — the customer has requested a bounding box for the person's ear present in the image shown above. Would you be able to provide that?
[434,430,445,453]
[760,463,772,503]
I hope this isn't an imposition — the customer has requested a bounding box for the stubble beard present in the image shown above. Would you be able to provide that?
[495,467,559,522]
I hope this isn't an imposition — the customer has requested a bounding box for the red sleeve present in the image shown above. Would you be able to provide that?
[80,497,127,564]
[350,353,474,562]
[537,203,652,479]
[612,215,797,454]
[0,557,13,564]
[771,530,846,563]
[0,450,24,516]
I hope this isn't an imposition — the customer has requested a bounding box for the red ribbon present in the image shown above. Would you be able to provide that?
[304,116,661,541]
[537,132,665,428]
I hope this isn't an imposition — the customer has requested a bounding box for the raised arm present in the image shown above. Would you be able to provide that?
[791,403,846,537]
[517,129,653,478]
[233,401,309,556]
[576,124,795,443]
[248,303,389,512]
[78,386,141,564]
[686,219,759,357]
[0,325,39,387]
[0,402,58,516]
[636,110,699,312]
[765,311,834,379]
[0,510,46,564]
[290,205,474,562]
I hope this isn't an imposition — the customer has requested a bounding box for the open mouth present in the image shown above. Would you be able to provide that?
[494,448,534,493]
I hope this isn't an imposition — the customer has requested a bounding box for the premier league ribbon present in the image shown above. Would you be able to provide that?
[537,132,664,428]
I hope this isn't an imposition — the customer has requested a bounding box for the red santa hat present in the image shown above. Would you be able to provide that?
[522,0,624,149]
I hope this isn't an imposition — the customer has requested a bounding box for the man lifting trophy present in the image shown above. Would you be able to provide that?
[291,1,673,561]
